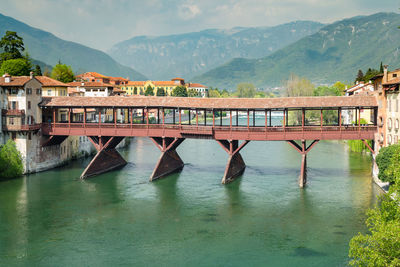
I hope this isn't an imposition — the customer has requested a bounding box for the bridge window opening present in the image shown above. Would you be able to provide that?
[71,108,84,123]
[204,109,213,126]
[322,109,339,126]
[287,109,303,126]
[103,108,114,123]
[163,108,175,124]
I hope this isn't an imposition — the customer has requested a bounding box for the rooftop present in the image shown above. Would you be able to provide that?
[40,95,378,109]
[0,76,33,86]
[36,76,68,87]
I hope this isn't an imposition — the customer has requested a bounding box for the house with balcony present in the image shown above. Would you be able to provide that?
[0,73,69,173]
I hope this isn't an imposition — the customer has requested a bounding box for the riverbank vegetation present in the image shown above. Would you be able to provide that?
[376,144,400,184]
[349,145,400,266]
[0,140,23,179]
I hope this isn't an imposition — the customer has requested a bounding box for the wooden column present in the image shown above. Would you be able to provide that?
[69,108,71,127]
[230,110,232,128]
[179,108,181,125]
[84,108,86,127]
[114,108,116,127]
[212,109,215,127]
[146,108,149,125]
[52,108,56,128]
[162,108,165,125]
[247,109,249,129]
[358,107,361,131]
[196,109,198,126]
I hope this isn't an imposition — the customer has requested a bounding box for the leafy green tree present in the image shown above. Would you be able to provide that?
[33,64,42,76]
[349,179,400,266]
[188,88,199,97]
[144,85,154,96]
[208,89,220,98]
[255,91,266,98]
[133,87,138,95]
[0,139,23,179]
[284,74,314,97]
[376,144,400,183]
[0,31,24,63]
[171,85,188,97]
[363,68,380,83]
[51,63,75,83]
[220,89,230,98]
[236,82,256,98]
[0,58,31,76]
[156,87,166,96]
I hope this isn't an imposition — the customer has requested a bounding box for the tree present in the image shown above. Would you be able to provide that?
[0,139,23,179]
[349,178,400,266]
[376,144,400,183]
[284,74,314,97]
[0,58,32,76]
[171,85,188,97]
[133,87,138,95]
[187,88,199,97]
[236,83,256,98]
[220,89,230,98]
[51,63,75,83]
[144,85,154,96]
[156,87,165,96]
[363,68,380,83]
[380,62,384,73]
[208,88,221,98]
[355,69,364,82]
[0,31,24,63]
[33,64,42,76]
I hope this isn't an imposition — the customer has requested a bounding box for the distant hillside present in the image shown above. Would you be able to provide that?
[194,12,400,89]
[0,13,147,80]
[108,21,323,80]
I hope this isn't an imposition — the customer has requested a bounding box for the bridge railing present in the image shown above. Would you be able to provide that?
[43,123,377,134]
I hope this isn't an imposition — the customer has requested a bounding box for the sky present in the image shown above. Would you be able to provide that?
[0,0,397,51]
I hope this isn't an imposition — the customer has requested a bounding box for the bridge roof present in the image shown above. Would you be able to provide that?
[40,95,377,109]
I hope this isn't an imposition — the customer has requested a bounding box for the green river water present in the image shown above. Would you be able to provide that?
[0,117,382,266]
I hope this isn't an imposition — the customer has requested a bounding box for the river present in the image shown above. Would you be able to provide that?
[0,117,382,266]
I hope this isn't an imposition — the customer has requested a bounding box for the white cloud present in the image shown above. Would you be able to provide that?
[178,3,201,20]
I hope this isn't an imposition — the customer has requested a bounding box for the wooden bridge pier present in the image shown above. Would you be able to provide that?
[81,136,127,179]
[287,140,319,188]
[149,137,185,181]
[217,140,250,184]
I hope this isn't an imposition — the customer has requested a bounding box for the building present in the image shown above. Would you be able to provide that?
[121,77,208,97]
[186,83,209,98]
[344,81,374,124]
[36,76,69,96]
[76,72,128,86]
[382,66,400,147]
[67,81,115,97]
[0,73,65,173]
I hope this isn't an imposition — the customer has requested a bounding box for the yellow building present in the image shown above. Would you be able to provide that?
[121,78,186,96]
[37,76,68,96]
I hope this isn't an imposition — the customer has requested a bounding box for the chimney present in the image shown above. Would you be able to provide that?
[384,65,388,83]
[4,73,10,83]
[30,71,33,79]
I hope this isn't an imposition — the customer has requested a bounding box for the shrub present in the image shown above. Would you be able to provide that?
[0,139,23,179]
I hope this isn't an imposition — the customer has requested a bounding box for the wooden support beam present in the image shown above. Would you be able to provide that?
[81,136,126,179]
[149,137,185,181]
[217,139,249,184]
[361,139,374,154]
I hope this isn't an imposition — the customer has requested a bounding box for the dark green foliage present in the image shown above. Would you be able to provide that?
[171,85,188,97]
[349,178,400,266]
[380,62,384,73]
[0,58,31,76]
[236,83,256,98]
[51,63,74,83]
[0,31,24,62]
[376,144,400,183]
[133,87,137,95]
[194,13,400,89]
[33,64,42,76]
[355,69,364,82]
[144,85,154,96]
[156,87,165,96]
[0,140,23,179]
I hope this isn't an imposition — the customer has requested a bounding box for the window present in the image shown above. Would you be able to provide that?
[28,101,31,110]
[388,134,393,144]
[9,117,14,125]
[36,88,41,95]
[47,90,52,96]
[393,74,398,78]
[28,132,31,140]
[12,132,16,140]
[10,101,17,110]
[27,88,32,94]
[11,88,18,94]
[389,99,392,112]
[388,118,393,129]
[395,135,399,144]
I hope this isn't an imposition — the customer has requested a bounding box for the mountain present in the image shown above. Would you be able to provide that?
[0,13,147,80]
[194,12,400,89]
[108,21,324,80]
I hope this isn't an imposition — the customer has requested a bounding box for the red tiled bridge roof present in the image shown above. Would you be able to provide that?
[40,95,377,109]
